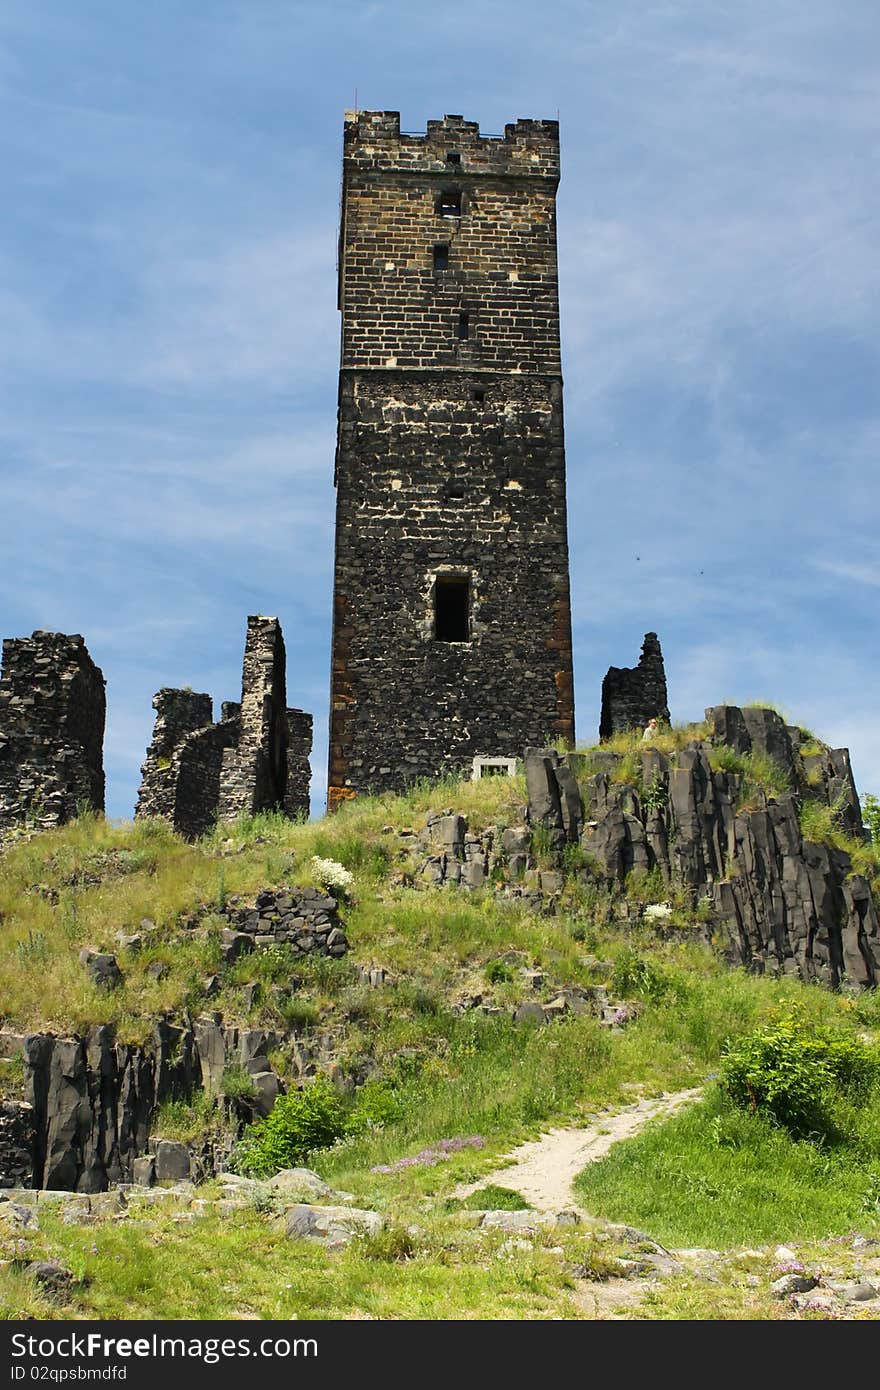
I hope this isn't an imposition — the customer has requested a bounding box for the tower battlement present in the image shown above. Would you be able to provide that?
[342,111,560,180]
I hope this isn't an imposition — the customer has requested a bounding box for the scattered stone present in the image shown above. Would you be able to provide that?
[266,1168,333,1201]
[771,1273,818,1298]
[513,1002,547,1027]
[282,1204,383,1249]
[838,1281,878,1303]
[83,952,123,990]
[132,1156,155,1188]
[146,961,168,982]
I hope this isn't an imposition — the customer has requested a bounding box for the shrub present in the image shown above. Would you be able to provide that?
[231,1077,348,1177]
[346,1080,403,1136]
[220,1063,256,1102]
[719,1011,879,1141]
[863,793,880,847]
[611,947,675,1003]
[484,959,514,984]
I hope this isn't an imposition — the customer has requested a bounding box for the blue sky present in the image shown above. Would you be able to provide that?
[1,1,878,817]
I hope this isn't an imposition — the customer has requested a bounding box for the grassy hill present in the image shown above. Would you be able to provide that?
[2,728,880,1320]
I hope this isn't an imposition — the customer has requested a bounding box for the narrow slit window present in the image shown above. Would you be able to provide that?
[434,575,470,642]
[437,187,461,218]
[433,243,449,273]
[446,151,461,165]
[457,311,470,340]
[472,387,485,403]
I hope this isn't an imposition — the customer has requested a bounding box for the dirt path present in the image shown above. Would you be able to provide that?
[456,1087,703,1213]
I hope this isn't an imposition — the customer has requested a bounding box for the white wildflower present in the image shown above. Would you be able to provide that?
[310,856,354,892]
[643,902,672,920]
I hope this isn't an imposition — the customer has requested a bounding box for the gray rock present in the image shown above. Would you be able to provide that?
[153,1140,191,1183]
[132,1156,155,1187]
[84,952,123,990]
[501,825,530,856]
[513,1002,547,1026]
[220,929,253,964]
[283,1203,383,1248]
[839,1281,878,1302]
[250,1070,281,1117]
[770,1273,818,1297]
[267,1168,333,1200]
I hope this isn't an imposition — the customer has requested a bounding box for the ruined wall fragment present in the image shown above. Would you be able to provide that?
[0,631,105,844]
[599,632,670,740]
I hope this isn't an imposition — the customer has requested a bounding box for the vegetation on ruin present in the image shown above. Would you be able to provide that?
[2,721,880,1319]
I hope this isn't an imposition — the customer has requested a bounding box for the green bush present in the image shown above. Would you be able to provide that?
[220,1063,256,1102]
[611,947,676,1003]
[231,1078,348,1177]
[346,1080,403,1136]
[484,959,514,984]
[719,1011,878,1140]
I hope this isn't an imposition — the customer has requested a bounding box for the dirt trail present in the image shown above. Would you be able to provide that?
[456,1088,703,1212]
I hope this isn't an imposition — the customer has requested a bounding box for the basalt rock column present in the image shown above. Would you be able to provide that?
[328,111,575,808]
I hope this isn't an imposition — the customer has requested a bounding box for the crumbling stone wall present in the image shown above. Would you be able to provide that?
[0,631,105,845]
[0,1101,35,1188]
[328,112,575,809]
[135,617,311,839]
[599,632,670,740]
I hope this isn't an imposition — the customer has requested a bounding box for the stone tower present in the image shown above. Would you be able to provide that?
[328,111,575,809]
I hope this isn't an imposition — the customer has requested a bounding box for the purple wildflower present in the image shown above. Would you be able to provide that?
[371,1135,486,1174]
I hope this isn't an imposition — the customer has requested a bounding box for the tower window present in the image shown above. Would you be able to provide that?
[437,187,461,218]
[446,151,461,165]
[457,312,470,340]
[472,387,485,403]
[433,243,449,273]
[434,575,470,642]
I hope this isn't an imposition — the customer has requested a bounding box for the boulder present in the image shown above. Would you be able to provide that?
[267,1168,333,1201]
[282,1203,383,1249]
[153,1140,191,1183]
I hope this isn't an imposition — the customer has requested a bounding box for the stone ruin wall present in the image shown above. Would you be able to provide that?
[135,616,312,839]
[599,631,671,740]
[0,632,105,846]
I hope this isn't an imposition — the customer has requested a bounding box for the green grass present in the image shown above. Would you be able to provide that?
[575,1088,880,1247]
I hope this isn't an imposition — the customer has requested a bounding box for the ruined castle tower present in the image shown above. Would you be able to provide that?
[328,111,575,808]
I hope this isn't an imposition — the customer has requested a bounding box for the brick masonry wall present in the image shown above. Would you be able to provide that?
[0,632,105,843]
[329,113,574,807]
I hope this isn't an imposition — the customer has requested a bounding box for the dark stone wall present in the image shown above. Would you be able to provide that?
[0,1101,35,1188]
[285,709,313,819]
[0,631,106,844]
[599,632,671,740]
[136,617,311,838]
[329,113,574,808]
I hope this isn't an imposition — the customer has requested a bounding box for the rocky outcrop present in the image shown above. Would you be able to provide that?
[135,617,312,839]
[0,1014,343,1192]
[526,707,879,990]
[0,631,105,846]
[599,632,670,741]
